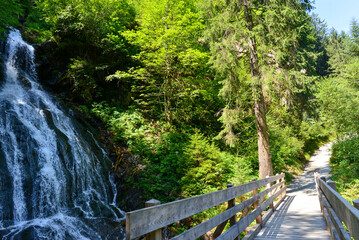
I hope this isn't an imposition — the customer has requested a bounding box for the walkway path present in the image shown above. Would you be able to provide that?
[254,143,332,239]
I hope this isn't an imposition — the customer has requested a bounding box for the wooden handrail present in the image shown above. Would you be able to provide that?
[126,173,286,240]
[314,173,359,240]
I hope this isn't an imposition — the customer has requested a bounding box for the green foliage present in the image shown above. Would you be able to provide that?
[181,131,254,197]
[326,30,350,74]
[204,0,317,149]
[311,14,330,77]
[314,17,359,207]
[300,119,331,154]
[29,0,137,104]
[66,58,98,102]
[267,113,329,179]
[316,59,359,134]
[269,124,305,174]
[123,0,214,123]
[36,0,135,43]
[91,102,255,203]
[3,0,335,225]
[330,136,359,202]
[0,0,26,35]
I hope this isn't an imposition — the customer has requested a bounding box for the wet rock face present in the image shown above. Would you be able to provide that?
[0,29,125,239]
[32,35,133,107]
[34,40,69,89]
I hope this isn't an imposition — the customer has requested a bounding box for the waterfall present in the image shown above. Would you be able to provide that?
[0,30,124,239]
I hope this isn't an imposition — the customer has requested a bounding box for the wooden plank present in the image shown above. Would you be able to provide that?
[126,174,284,239]
[242,224,261,240]
[213,184,236,238]
[323,207,339,240]
[145,200,162,240]
[172,180,285,240]
[242,195,287,240]
[216,186,286,240]
[318,189,351,240]
[317,178,359,239]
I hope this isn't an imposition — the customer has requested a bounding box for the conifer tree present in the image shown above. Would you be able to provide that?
[205,0,314,178]
[124,0,211,123]
[326,30,350,74]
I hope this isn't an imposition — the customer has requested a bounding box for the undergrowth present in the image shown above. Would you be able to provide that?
[90,101,330,236]
[330,135,359,203]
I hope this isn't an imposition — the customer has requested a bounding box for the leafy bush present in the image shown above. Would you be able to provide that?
[181,131,255,197]
[330,136,359,202]
[91,102,255,202]
[267,112,330,180]
[67,58,98,103]
[269,125,305,176]
[300,119,331,155]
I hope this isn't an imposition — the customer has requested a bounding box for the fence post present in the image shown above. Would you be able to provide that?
[145,199,162,240]
[227,184,237,227]
[213,183,238,238]
[320,176,327,182]
[327,180,337,192]
[252,178,262,226]
[228,184,239,240]
[281,173,286,199]
[266,176,274,209]
[353,198,359,210]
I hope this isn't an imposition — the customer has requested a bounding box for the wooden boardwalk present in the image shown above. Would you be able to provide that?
[254,143,332,240]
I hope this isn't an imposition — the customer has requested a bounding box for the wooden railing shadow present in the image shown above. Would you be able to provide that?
[314,173,359,240]
[252,195,295,239]
[126,173,286,240]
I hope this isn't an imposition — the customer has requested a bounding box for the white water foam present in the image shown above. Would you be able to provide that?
[0,29,125,239]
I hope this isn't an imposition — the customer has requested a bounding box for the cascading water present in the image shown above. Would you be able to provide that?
[0,30,125,239]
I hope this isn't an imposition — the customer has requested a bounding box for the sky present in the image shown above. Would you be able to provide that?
[312,0,359,33]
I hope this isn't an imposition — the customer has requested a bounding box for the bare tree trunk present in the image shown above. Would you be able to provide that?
[244,0,273,179]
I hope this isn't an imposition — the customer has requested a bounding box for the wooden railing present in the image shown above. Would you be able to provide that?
[314,173,359,240]
[126,173,286,240]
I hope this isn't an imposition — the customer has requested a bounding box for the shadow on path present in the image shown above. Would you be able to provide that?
[257,196,295,238]
[254,143,332,239]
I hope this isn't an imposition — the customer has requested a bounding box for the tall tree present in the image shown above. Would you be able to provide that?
[326,30,350,75]
[124,0,214,124]
[311,14,330,77]
[205,0,314,178]
[243,0,273,178]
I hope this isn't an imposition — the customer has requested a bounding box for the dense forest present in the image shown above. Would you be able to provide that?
[2,0,359,235]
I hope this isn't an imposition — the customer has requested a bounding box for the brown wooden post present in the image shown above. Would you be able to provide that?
[252,178,262,226]
[228,184,239,240]
[145,199,162,240]
[353,198,359,210]
[227,184,237,227]
[282,173,286,199]
[320,176,326,182]
[213,183,238,238]
[266,176,274,209]
[327,180,337,192]
[277,173,283,201]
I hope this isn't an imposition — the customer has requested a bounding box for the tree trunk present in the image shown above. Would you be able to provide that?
[244,0,273,179]
[253,86,273,179]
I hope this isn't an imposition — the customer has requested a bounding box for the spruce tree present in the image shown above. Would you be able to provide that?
[205,0,314,178]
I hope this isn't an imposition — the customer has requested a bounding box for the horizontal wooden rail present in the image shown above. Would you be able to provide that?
[126,173,286,240]
[315,173,359,240]
[172,180,285,240]
[216,186,286,240]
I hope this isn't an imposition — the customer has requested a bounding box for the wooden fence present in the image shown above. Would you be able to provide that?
[126,173,286,240]
[314,173,359,240]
